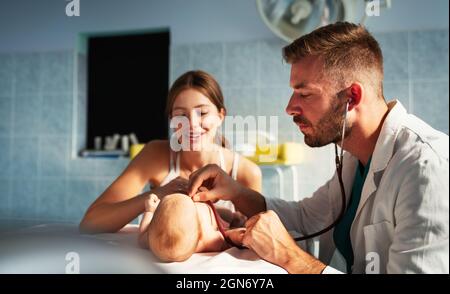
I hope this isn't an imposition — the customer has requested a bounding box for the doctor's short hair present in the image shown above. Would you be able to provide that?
[283,22,384,98]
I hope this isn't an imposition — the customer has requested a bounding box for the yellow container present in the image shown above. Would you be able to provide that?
[246,142,303,165]
[130,144,145,159]
[278,142,303,163]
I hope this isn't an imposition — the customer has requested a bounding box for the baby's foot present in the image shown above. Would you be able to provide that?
[144,193,160,212]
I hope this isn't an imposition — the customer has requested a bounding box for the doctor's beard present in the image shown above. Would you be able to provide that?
[294,96,352,148]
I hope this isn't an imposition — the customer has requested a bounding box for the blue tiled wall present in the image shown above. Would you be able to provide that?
[0,29,448,223]
[0,51,130,222]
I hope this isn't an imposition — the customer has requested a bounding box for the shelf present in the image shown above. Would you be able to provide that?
[79,149,128,158]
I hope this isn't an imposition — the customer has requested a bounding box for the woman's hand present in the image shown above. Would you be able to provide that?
[151,176,189,199]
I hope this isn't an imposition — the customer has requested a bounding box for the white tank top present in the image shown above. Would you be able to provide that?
[158,148,239,212]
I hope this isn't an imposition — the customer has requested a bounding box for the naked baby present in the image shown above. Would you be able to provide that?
[138,193,247,262]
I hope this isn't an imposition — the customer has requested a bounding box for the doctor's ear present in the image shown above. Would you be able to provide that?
[346,83,362,111]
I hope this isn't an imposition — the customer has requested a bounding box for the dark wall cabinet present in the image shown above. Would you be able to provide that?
[87,30,170,149]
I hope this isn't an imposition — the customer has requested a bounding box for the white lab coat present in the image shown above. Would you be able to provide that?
[266,100,449,274]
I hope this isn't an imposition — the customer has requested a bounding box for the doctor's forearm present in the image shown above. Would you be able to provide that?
[232,186,267,218]
[282,246,327,274]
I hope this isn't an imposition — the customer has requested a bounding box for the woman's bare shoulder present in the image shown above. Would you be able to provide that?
[133,140,171,183]
[144,139,170,153]
[236,153,262,192]
[238,155,261,179]
[220,147,236,170]
[221,147,261,184]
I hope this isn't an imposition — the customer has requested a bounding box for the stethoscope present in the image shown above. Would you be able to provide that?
[207,200,245,248]
[207,100,351,246]
[293,100,350,241]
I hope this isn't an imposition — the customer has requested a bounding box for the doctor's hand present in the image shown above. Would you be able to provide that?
[188,164,243,202]
[242,210,327,274]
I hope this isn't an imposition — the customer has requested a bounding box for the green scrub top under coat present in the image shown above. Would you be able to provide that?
[333,157,372,273]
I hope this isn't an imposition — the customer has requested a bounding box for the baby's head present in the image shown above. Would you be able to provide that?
[148,193,200,262]
[147,193,225,262]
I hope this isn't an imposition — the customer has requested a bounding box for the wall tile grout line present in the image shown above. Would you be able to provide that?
[35,52,45,220]
[7,54,16,217]
[71,50,78,160]
[70,50,82,219]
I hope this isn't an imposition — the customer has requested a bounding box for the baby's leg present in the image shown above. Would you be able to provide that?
[138,194,160,248]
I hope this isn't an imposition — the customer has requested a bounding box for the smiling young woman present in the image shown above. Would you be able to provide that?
[79,70,262,234]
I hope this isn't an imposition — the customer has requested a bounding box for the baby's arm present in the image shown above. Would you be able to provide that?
[138,194,160,249]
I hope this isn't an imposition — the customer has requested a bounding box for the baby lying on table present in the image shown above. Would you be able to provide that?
[138,193,247,262]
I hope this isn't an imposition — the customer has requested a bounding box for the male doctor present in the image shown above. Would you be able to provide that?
[188,22,449,274]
